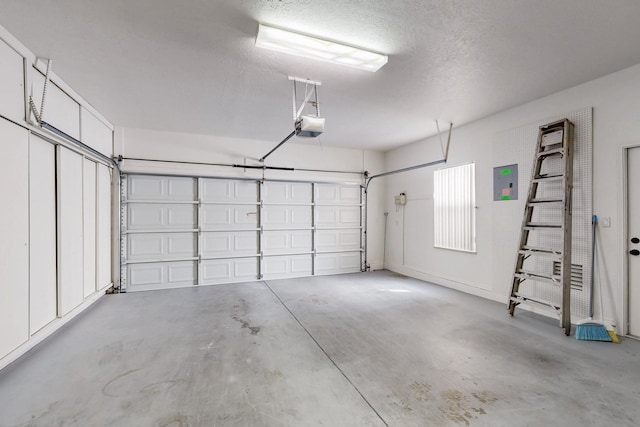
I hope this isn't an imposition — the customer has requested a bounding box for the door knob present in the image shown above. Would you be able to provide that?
[631,249,640,256]
[632,237,640,244]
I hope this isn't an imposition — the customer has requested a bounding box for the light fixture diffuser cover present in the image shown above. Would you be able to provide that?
[256,23,388,72]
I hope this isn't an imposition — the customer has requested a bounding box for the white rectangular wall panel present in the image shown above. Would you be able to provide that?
[58,146,84,315]
[201,258,258,284]
[83,159,97,298]
[0,39,24,124]
[80,107,112,157]
[201,231,258,258]
[29,135,57,333]
[0,118,29,358]
[316,252,361,275]
[31,72,80,140]
[97,165,111,290]
[201,179,258,203]
[263,254,312,279]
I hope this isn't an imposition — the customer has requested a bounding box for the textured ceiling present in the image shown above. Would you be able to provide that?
[2,0,640,151]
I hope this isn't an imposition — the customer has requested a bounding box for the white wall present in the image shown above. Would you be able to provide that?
[115,127,386,270]
[0,24,114,370]
[383,63,640,334]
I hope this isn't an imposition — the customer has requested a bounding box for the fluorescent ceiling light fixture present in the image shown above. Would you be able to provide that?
[256,23,388,72]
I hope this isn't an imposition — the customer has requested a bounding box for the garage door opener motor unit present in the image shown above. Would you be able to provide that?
[259,77,325,162]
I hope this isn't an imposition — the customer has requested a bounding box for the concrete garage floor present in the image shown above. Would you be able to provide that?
[1,271,639,426]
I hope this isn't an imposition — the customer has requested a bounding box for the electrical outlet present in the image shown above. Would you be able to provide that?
[600,217,611,227]
[394,193,407,205]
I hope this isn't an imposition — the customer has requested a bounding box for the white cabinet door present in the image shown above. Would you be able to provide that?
[81,107,113,157]
[83,159,97,298]
[97,164,112,291]
[628,147,640,336]
[0,39,25,124]
[0,118,29,357]
[31,71,80,140]
[29,135,57,334]
[58,146,84,314]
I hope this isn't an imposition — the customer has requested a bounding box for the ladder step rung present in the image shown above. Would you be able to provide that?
[536,148,564,158]
[529,197,563,204]
[518,249,562,258]
[521,245,562,254]
[515,271,561,285]
[533,174,564,183]
[524,222,562,229]
[510,295,561,313]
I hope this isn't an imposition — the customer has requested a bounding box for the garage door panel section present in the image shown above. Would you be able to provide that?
[263,230,312,255]
[315,183,363,274]
[127,204,196,231]
[316,229,361,252]
[127,232,197,261]
[263,254,312,279]
[316,252,361,275]
[316,205,361,228]
[315,184,361,205]
[202,179,257,203]
[201,231,258,258]
[201,258,258,285]
[123,175,362,289]
[263,182,311,204]
[201,204,258,230]
[263,205,311,229]
[128,175,196,201]
[128,261,196,291]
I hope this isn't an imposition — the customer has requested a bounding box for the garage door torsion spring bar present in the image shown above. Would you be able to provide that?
[118,156,363,175]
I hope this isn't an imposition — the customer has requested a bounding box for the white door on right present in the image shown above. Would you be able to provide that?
[628,146,640,336]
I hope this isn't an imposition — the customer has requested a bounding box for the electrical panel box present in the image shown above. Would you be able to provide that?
[493,164,518,201]
[394,193,407,205]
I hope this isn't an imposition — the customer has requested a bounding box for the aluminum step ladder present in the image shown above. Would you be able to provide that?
[508,118,575,335]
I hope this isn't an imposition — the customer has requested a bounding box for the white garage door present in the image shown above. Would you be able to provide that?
[122,175,363,291]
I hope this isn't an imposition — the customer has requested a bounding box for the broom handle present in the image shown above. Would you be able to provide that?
[590,215,597,318]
